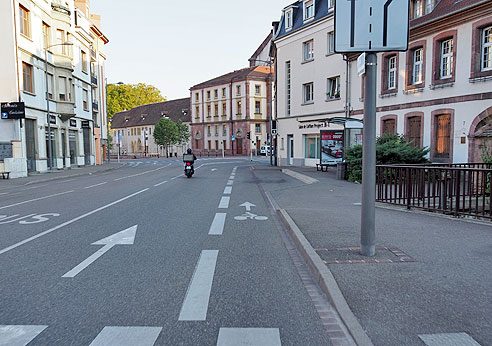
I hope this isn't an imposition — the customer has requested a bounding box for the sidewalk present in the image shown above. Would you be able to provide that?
[0,161,125,188]
[255,166,492,346]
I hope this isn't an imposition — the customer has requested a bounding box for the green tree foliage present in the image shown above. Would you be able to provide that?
[153,118,179,150]
[176,120,190,145]
[345,133,430,182]
[107,83,165,119]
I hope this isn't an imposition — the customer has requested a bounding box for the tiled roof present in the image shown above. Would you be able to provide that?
[411,0,490,28]
[111,98,190,129]
[190,66,271,90]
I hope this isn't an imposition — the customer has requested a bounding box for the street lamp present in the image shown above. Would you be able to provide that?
[248,57,274,166]
[44,42,73,170]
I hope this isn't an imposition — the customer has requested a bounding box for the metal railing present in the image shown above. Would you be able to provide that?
[376,164,492,219]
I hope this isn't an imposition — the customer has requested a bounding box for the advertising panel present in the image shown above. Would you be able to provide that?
[1,102,25,119]
[320,130,344,165]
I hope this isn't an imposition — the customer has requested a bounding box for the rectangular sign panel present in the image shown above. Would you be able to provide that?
[0,142,13,160]
[1,102,25,120]
[320,130,344,165]
[334,0,410,53]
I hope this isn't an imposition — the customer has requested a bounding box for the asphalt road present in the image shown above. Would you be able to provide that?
[0,159,332,346]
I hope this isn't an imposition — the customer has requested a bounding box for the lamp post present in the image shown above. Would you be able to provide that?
[248,58,274,166]
[44,42,73,170]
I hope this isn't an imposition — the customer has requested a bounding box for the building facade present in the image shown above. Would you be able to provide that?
[190,66,273,156]
[111,98,191,157]
[273,0,492,166]
[0,0,108,178]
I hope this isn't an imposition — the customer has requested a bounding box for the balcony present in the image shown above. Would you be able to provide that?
[92,102,99,112]
[91,74,98,86]
[51,1,70,15]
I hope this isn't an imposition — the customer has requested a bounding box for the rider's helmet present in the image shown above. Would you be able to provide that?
[187,148,192,154]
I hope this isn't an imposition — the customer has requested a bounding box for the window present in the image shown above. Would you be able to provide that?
[413,48,423,84]
[222,88,226,97]
[214,104,219,116]
[214,89,218,99]
[19,5,30,38]
[440,39,453,78]
[223,125,227,136]
[482,26,492,71]
[304,135,320,159]
[255,124,261,133]
[215,140,219,150]
[435,114,451,158]
[303,40,314,61]
[327,76,340,100]
[285,8,293,30]
[207,126,211,136]
[328,0,334,8]
[222,103,226,115]
[286,61,291,115]
[207,91,211,100]
[413,0,423,19]
[304,0,314,20]
[406,116,422,148]
[327,32,335,54]
[195,93,199,102]
[425,0,435,13]
[42,22,50,48]
[303,83,314,104]
[255,85,261,95]
[56,30,68,55]
[59,76,67,101]
[236,85,241,96]
[207,105,211,117]
[208,140,211,149]
[215,125,218,136]
[255,101,261,114]
[83,89,89,110]
[195,106,200,119]
[388,56,397,89]
[236,100,242,115]
[382,118,396,134]
[47,74,54,99]
[22,62,33,93]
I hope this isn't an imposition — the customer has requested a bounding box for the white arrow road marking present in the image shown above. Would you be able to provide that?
[62,225,137,278]
[179,250,219,321]
[240,202,256,211]
[0,325,48,346]
[218,197,230,209]
[18,214,60,225]
[209,213,227,236]
[89,327,162,346]
[216,328,281,346]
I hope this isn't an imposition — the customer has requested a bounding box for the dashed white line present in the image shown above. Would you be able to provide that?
[0,190,74,210]
[114,165,169,181]
[224,186,232,195]
[218,196,230,209]
[0,192,8,196]
[209,213,227,235]
[84,182,107,189]
[227,180,234,186]
[179,250,219,321]
[154,180,168,187]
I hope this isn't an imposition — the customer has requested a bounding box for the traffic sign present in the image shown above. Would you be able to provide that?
[231,135,235,141]
[334,0,410,53]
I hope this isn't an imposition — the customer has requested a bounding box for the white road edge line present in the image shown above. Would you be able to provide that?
[179,250,219,321]
[0,188,149,256]
[209,213,227,235]
[0,190,74,211]
[84,182,107,189]
[154,180,168,187]
[218,196,230,209]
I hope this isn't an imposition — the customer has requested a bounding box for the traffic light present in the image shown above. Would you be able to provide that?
[247,132,251,139]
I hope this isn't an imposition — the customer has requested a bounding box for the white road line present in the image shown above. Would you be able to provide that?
[114,165,169,181]
[89,326,162,346]
[419,333,482,346]
[0,190,74,211]
[0,188,149,256]
[227,180,234,186]
[229,176,235,180]
[84,182,107,189]
[0,192,8,196]
[216,328,281,346]
[154,180,168,187]
[61,178,76,183]
[0,325,48,346]
[224,186,232,195]
[21,184,48,191]
[218,196,230,209]
[209,213,227,235]
[179,250,219,321]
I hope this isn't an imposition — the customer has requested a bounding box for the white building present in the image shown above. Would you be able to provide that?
[0,0,108,178]
[272,0,492,166]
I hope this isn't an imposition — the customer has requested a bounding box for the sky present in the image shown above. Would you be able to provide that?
[90,0,289,100]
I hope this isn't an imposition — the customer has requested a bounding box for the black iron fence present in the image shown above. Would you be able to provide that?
[376,164,492,219]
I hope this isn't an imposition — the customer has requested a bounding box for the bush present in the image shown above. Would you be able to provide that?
[345,133,430,182]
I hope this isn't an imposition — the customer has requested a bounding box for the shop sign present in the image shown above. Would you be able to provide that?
[1,102,25,120]
[81,120,90,129]
[70,119,77,127]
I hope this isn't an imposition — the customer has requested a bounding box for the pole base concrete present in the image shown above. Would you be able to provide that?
[360,244,376,257]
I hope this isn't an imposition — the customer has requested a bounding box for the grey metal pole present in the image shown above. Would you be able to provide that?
[360,53,377,257]
[44,49,53,171]
[269,62,273,166]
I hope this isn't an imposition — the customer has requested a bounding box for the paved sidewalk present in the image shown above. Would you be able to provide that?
[255,166,492,346]
[0,161,125,188]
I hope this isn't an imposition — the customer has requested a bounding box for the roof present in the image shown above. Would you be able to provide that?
[249,31,273,66]
[111,98,191,129]
[190,66,272,90]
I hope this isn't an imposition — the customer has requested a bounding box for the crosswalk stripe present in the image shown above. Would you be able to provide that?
[0,325,48,346]
[216,328,281,346]
[88,326,162,346]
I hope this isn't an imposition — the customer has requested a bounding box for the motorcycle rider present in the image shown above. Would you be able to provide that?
[183,148,197,175]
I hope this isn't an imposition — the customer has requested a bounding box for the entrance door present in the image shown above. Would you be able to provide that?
[61,130,67,167]
[25,119,36,172]
[236,138,243,155]
[83,128,90,165]
[45,128,56,168]
[287,135,294,165]
[69,130,77,165]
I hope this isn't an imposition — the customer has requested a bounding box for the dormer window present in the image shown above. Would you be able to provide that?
[304,0,315,21]
[285,8,293,30]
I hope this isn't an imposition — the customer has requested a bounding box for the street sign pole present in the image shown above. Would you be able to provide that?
[360,53,377,257]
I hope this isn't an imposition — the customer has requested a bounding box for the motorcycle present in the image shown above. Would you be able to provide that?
[184,161,194,178]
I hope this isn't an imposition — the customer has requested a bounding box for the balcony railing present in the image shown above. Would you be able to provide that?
[51,1,70,15]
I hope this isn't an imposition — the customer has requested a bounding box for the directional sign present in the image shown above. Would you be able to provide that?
[240,202,256,211]
[334,0,410,53]
[62,225,137,278]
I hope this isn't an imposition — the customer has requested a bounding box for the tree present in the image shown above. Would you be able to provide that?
[176,120,190,146]
[153,118,179,157]
[107,83,165,119]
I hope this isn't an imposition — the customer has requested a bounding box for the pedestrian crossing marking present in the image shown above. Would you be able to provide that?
[89,326,162,346]
[216,328,281,346]
[0,325,47,346]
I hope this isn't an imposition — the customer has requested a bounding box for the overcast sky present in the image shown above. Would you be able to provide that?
[90,0,288,100]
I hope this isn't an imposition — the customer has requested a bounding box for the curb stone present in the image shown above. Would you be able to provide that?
[277,208,375,346]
